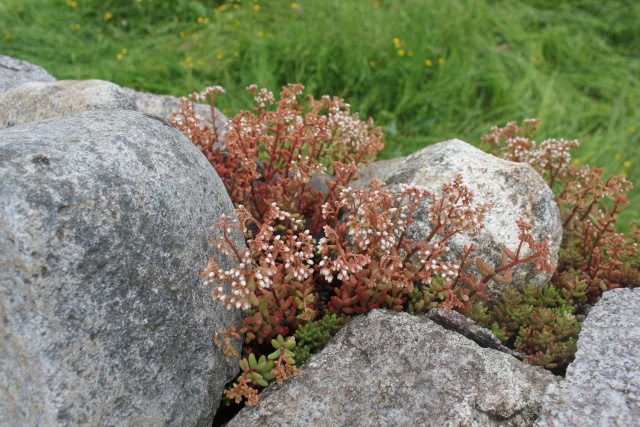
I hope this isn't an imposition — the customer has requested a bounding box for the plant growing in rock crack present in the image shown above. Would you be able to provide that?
[467,283,583,372]
[293,311,342,364]
[223,335,300,406]
[174,85,557,406]
[478,119,640,370]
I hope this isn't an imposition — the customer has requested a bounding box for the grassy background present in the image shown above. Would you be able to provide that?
[1,0,638,229]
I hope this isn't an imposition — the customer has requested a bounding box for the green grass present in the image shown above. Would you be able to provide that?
[1,0,639,229]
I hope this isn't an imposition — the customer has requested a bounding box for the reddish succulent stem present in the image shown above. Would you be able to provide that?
[586,201,620,274]
[480,250,545,284]
[451,244,475,289]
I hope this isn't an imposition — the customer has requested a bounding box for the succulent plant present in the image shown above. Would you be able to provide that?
[175,93,638,406]
[467,284,582,371]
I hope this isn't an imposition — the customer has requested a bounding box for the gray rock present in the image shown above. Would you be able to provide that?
[350,156,406,188]
[0,79,137,129]
[228,309,557,427]
[535,288,640,427]
[0,110,245,426]
[0,55,56,94]
[384,139,562,295]
[121,87,228,133]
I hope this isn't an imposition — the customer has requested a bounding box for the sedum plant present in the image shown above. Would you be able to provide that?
[467,284,583,372]
[482,119,639,301]
[476,119,640,370]
[293,311,342,364]
[224,335,300,406]
[174,88,615,405]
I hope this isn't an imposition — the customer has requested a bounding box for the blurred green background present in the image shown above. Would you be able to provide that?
[1,0,638,228]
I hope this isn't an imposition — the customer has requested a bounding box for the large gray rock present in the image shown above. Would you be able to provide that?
[0,55,56,94]
[535,288,640,427]
[0,79,137,129]
[228,309,557,427]
[384,139,561,294]
[0,110,245,426]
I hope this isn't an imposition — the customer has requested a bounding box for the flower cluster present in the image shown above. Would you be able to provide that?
[192,85,225,102]
[202,203,316,324]
[246,83,275,108]
[482,119,579,187]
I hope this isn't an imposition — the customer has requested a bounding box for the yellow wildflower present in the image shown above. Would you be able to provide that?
[257,31,264,37]
[217,53,224,60]
[116,53,123,60]
[121,48,128,54]
[425,59,433,67]
[393,38,401,48]
[180,31,186,38]
[291,2,298,8]
[438,57,445,64]
[397,49,405,56]
[254,4,260,11]
[104,12,113,21]
[623,161,631,168]
[615,154,622,160]
[369,60,376,66]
